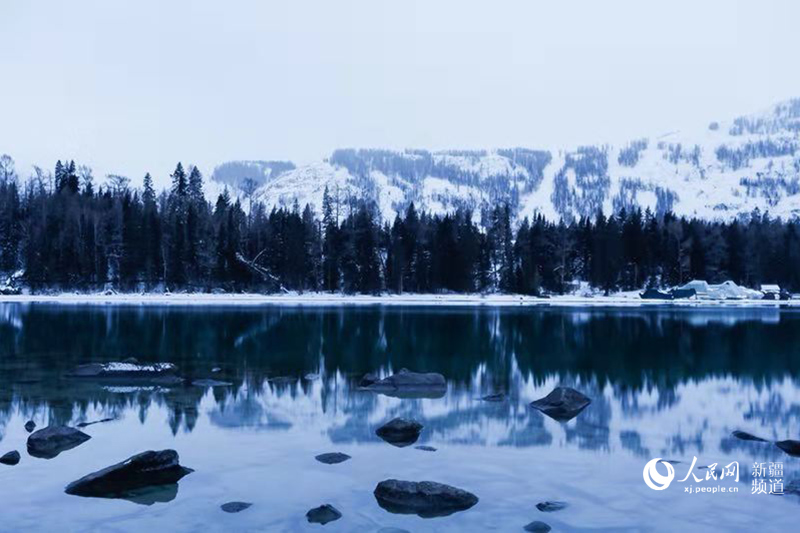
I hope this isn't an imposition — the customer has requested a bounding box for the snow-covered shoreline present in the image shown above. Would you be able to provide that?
[0,292,797,308]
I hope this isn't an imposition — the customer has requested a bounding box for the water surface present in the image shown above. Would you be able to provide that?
[1,304,799,532]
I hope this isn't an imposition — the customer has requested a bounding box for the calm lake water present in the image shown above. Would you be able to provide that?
[1,304,800,532]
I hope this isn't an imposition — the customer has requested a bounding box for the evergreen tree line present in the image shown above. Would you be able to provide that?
[1,157,800,294]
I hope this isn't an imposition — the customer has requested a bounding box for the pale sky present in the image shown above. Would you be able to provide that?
[1,0,799,187]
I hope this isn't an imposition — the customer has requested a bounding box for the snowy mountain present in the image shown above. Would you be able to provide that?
[211,98,800,222]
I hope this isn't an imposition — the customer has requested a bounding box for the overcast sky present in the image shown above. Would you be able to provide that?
[2,0,799,186]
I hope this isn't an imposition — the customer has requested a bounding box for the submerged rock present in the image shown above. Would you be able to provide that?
[536,501,567,512]
[120,483,180,506]
[0,451,20,466]
[66,362,182,384]
[776,440,800,457]
[481,393,507,402]
[27,426,91,459]
[530,387,592,422]
[315,452,351,465]
[732,430,769,442]
[76,417,116,428]
[192,379,232,388]
[268,376,296,385]
[524,521,552,532]
[376,418,423,447]
[221,501,252,513]
[306,504,342,524]
[373,479,478,517]
[366,369,446,398]
[415,445,437,452]
[24,420,36,433]
[65,449,193,498]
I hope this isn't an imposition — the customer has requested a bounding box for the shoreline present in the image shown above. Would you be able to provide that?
[0,292,797,308]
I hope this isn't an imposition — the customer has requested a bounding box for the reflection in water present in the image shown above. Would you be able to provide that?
[1,304,800,531]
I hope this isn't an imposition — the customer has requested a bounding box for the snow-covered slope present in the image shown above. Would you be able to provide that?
[211,98,800,222]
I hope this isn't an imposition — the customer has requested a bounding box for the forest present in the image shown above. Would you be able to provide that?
[1,156,800,295]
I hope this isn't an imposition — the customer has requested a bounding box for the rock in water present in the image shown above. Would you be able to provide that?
[366,369,446,398]
[415,445,437,452]
[731,430,769,442]
[66,362,182,384]
[24,420,36,433]
[306,504,342,524]
[776,440,800,457]
[65,450,193,498]
[524,521,552,532]
[315,452,351,465]
[530,387,592,422]
[27,426,91,459]
[481,393,506,402]
[221,501,252,513]
[536,501,567,512]
[373,479,478,518]
[192,379,232,388]
[376,418,423,447]
[0,451,20,466]
[76,417,116,428]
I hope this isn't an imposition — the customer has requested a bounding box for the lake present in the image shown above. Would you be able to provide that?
[1,303,799,532]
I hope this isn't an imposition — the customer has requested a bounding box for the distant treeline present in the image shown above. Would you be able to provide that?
[1,156,799,294]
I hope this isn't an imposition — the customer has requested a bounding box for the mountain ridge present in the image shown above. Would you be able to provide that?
[210,98,800,223]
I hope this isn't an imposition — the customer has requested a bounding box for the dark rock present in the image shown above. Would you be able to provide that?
[66,362,181,384]
[732,430,769,442]
[415,445,437,452]
[76,417,116,428]
[359,373,380,388]
[315,452,351,465]
[27,426,91,459]
[221,501,252,513]
[373,479,478,517]
[536,500,567,512]
[481,393,506,402]
[121,357,139,364]
[0,451,20,465]
[24,420,36,433]
[530,387,592,422]
[306,504,342,525]
[640,288,672,300]
[366,369,446,398]
[376,418,423,447]
[192,379,232,388]
[776,440,800,457]
[524,521,552,532]
[65,449,193,498]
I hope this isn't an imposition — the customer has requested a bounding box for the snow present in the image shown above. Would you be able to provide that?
[0,292,796,308]
[218,98,800,223]
[102,362,176,372]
